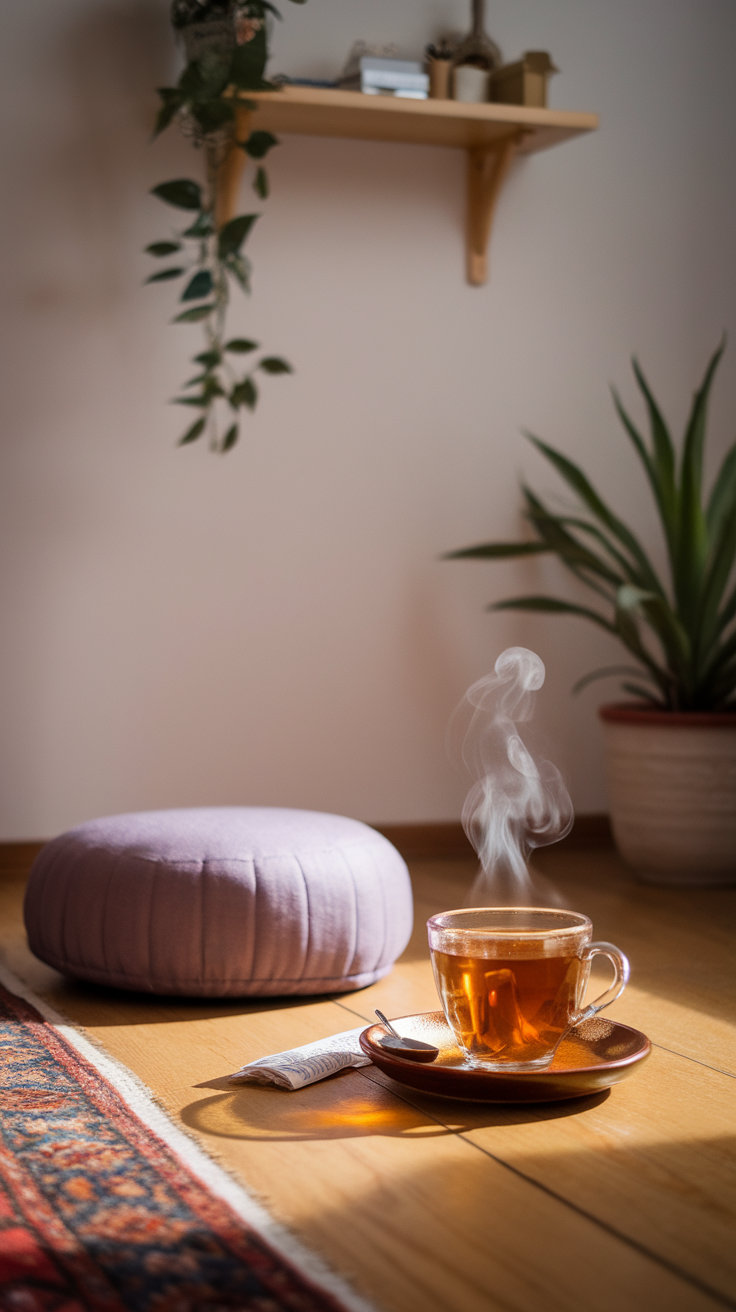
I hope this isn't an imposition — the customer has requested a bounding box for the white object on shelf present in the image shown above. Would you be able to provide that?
[343,57,429,98]
[454,64,490,102]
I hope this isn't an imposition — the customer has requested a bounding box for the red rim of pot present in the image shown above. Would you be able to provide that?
[598,703,736,727]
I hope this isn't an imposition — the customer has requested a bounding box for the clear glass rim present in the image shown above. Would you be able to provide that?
[426,906,592,940]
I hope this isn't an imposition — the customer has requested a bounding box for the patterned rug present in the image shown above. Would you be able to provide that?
[0,971,369,1312]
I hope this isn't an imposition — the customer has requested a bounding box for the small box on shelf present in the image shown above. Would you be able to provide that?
[491,52,558,108]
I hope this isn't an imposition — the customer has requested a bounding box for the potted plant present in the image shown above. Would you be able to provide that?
[446,343,736,884]
[145,0,305,453]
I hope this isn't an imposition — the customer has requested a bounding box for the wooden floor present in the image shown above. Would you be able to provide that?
[1,849,735,1312]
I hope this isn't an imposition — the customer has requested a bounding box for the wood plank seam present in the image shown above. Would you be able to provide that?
[355,1066,736,1311]
[650,1041,735,1081]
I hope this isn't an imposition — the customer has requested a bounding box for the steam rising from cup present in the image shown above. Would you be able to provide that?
[451,648,573,906]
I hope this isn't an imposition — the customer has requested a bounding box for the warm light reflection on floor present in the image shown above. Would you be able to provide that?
[182,1085,452,1142]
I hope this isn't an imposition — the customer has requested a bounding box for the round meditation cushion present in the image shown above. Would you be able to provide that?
[23,807,414,997]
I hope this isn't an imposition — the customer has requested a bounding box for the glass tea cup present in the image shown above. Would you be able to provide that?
[427,907,630,1072]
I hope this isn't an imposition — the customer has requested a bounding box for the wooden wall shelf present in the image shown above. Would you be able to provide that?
[221,86,598,284]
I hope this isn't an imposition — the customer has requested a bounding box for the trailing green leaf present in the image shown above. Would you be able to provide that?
[145,241,182,256]
[218,215,258,259]
[173,304,215,323]
[259,356,292,374]
[230,377,258,410]
[147,5,302,455]
[179,417,207,445]
[223,252,251,291]
[194,349,221,368]
[181,270,214,301]
[153,88,185,137]
[182,212,214,239]
[241,130,279,159]
[145,267,186,283]
[151,179,202,210]
[225,338,258,354]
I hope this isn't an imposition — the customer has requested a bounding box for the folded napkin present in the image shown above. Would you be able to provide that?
[228,1027,372,1090]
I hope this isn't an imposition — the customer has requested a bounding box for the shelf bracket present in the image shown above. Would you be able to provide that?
[215,104,253,228]
[466,134,520,286]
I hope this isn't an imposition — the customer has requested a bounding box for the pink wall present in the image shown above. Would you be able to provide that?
[1,0,735,838]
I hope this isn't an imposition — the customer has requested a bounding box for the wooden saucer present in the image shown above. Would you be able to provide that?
[359,1011,651,1103]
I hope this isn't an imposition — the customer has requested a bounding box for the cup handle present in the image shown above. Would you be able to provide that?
[571,941,630,1027]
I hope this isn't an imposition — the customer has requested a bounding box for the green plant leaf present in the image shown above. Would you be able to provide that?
[704,625,736,682]
[525,433,665,595]
[173,396,209,407]
[445,343,735,709]
[706,441,736,544]
[183,212,214,238]
[202,376,225,400]
[181,270,214,301]
[612,386,678,561]
[195,51,232,98]
[145,241,182,256]
[173,303,215,323]
[675,340,725,626]
[489,596,619,634]
[217,215,258,259]
[145,267,185,283]
[717,578,736,634]
[153,87,184,137]
[616,586,691,677]
[230,377,258,410]
[192,97,235,135]
[194,349,221,368]
[151,179,203,210]
[695,504,736,656]
[183,373,209,388]
[553,512,640,581]
[259,356,292,374]
[253,166,269,199]
[223,252,251,292]
[241,130,279,159]
[229,21,270,89]
[621,682,666,705]
[572,665,654,695]
[444,541,551,560]
[631,359,678,538]
[523,495,622,590]
[225,338,258,353]
[221,423,239,452]
[179,416,207,445]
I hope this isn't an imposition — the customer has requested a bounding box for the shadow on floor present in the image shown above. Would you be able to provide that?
[180,1067,609,1142]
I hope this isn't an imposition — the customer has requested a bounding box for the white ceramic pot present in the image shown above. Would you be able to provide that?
[599,705,736,885]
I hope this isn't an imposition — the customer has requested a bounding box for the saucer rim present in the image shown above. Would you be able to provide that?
[359,1011,651,1100]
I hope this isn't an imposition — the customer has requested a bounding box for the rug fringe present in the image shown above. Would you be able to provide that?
[0,959,379,1312]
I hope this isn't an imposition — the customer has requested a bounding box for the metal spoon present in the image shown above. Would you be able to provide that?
[374,1010,439,1063]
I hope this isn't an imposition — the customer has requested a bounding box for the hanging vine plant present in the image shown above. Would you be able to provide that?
[146,0,304,453]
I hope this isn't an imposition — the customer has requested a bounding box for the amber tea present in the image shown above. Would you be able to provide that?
[427,908,630,1072]
[432,946,583,1066]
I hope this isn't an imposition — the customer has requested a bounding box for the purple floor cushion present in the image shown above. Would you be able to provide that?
[23,808,413,997]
